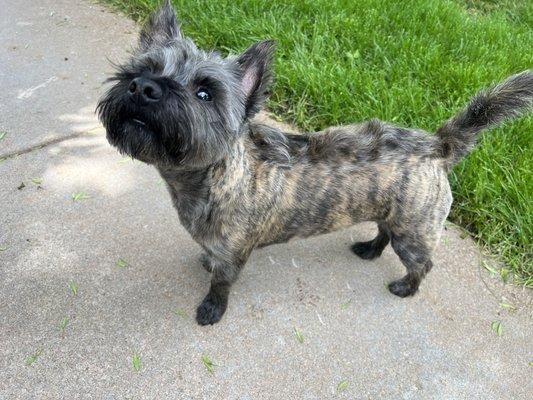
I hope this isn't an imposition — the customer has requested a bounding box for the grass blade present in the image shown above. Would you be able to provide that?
[116,258,128,268]
[72,191,90,201]
[337,380,349,392]
[59,317,69,333]
[201,354,216,374]
[294,327,304,343]
[491,320,503,337]
[132,351,141,372]
[25,349,43,366]
[174,308,188,318]
[69,282,78,296]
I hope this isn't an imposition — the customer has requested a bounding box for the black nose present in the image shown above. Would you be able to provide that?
[128,77,163,105]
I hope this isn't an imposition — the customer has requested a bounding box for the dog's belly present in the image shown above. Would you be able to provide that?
[254,156,447,248]
[256,202,369,248]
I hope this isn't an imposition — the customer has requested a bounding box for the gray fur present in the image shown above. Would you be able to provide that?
[437,70,533,167]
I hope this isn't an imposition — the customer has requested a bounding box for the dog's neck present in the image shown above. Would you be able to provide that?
[156,134,253,236]
[157,132,250,185]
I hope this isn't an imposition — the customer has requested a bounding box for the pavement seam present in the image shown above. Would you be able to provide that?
[0,129,98,160]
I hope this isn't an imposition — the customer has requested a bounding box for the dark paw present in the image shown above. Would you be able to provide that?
[351,241,382,260]
[388,279,418,298]
[200,253,214,273]
[196,294,227,325]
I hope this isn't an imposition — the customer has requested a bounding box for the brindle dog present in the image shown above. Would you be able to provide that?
[98,1,533,325]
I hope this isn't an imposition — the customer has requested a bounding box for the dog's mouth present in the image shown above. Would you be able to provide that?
[120,115,157,138]
[101,113,160,163]
[124,114,153,131]
[109,113,186,165]
[98,93,187,165]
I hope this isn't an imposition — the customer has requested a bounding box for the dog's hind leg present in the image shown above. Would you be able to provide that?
[351,223,390,260]
[199,253,215,273]
[386,161,451,297]
[387,229,437,297]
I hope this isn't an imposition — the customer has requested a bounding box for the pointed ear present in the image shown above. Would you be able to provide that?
[139,0,182,49]
[236,40,276,118]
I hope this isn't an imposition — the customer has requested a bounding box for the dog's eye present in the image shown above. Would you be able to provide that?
[196,88,212,102]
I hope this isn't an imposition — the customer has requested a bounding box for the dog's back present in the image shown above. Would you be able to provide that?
[247,71,532,297]
[249,120,451,246]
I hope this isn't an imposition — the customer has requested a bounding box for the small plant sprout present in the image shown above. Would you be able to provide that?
[499,301,516,312]
[59,317,69,333]
[201,354,216,374]
[337,380,349,392]
[69,282,78,296]
[25,349,43,366]
[116,258,128,268]
[341,299,352,310]
[31,178,43,185]
[491,321,503,337]
[0,131,6,141]
[294,327,304,343]
[174,308,188,318]
[0,245,8,252]
[72,192,90,201]
[132,351,141,372]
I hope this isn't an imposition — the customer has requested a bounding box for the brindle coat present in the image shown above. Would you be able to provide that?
[98,2,533,325]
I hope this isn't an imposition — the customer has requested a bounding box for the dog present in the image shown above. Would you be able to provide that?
[97,1,533,325]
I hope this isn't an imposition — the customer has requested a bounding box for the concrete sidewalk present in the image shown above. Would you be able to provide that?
[1,1,531,399]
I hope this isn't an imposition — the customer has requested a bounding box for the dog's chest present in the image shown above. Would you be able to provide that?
[162,166,253,246]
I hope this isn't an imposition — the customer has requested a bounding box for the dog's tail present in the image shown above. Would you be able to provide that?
[436,70,533,169]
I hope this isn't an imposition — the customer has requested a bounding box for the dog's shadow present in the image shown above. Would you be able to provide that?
[171,221,404,314]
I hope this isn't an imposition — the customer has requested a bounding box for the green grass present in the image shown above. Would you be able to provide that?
[491,320,503,336]
[72,191,90,201]
[293,327,304,343]
[25,349,43,366]
[337,380,349,392]
[201,354,216,374]
[132,351,142,372]
[174,308,188,318]
[68,282,78,296]
[116,258,129,268]
[59,317,69,333]
[102,0,532,283]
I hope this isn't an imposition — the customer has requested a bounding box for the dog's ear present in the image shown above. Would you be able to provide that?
[139,0,182,49]
[236,40,276,118]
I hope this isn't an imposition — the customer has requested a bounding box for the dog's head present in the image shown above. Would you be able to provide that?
[97,1,274,167]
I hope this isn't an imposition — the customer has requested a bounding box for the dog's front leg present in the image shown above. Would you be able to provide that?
[196,257,244,326]
[199,253,215,273]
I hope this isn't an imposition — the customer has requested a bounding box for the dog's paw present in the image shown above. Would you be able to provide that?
[388,278,418,298]
[196,293,227,325]
[199,253,214,273]
[351,241,382,260]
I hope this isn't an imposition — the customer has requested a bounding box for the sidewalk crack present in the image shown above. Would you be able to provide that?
[0,129,99,160]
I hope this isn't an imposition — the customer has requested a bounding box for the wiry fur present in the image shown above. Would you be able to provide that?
[98,2,533,325]
[437,71,533,167]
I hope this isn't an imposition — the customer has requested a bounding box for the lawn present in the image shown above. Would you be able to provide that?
[103,0,532,284]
